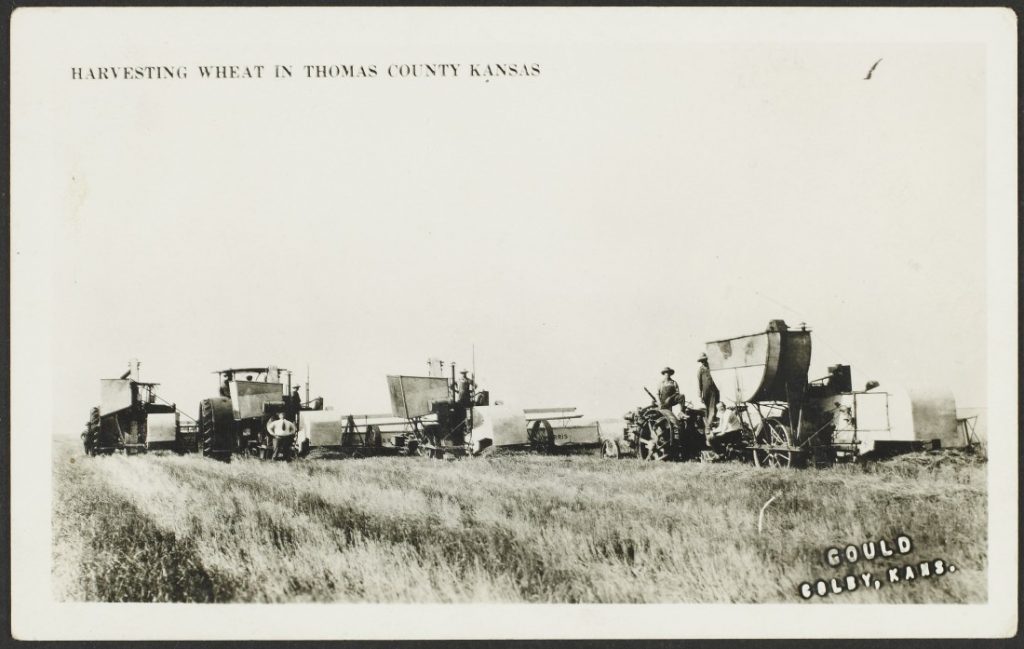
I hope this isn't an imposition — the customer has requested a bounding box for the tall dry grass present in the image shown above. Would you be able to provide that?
[52,436,986,603]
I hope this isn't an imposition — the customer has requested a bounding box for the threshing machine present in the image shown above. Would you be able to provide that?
[81,361,185,455]
[612,319,965,466]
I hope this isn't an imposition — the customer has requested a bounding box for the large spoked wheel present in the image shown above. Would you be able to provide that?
[753,417,796,468]
[528,420,554,453]
[602,438,620,459]
[637,416,671,461]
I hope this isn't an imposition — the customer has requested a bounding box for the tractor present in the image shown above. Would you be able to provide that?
[617,389,709,461]
[196,366,323,461]
[82,361,182,455]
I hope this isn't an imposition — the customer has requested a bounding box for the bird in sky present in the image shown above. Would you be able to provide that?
[864,58,883,80]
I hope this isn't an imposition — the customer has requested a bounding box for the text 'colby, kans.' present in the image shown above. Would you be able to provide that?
[798,535,959,600]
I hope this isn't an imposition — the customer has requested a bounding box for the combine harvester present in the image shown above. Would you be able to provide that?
[81,361,327,461]
[81,360,192,455]
[296,362,602,458]
[611,319,971,466]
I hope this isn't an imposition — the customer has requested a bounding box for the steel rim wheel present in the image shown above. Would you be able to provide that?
[637,418,669,461]
[754,418,793,468]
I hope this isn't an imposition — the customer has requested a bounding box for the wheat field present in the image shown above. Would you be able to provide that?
[51,435,987,603]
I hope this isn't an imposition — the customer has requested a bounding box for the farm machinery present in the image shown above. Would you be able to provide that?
[521,408,602,453]
[81,361,189,455]
[609,319,965,467]
[610,389,709,461]
[294,361,594,458]
[197,366,324,461]
[386,371,479,458]
[383,365,598,458]
[293,364,484,459]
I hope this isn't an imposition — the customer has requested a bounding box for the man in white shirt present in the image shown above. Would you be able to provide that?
[266,412,297,459]
[707,402,743,455]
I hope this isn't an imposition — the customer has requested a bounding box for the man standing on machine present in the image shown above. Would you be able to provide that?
[697,353,720,435]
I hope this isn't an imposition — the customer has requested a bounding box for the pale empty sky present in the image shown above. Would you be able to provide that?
[13,10,992,436]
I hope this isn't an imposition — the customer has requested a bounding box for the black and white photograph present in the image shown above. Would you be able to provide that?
[9,6,1018,640]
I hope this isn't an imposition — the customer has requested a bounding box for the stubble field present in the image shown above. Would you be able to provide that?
[52,435,987,603]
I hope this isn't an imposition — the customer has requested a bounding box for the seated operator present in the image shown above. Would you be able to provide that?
[707,402,743,455]
[657,367,685,416]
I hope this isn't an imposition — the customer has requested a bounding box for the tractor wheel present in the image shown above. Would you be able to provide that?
[198,399,219,459]
[83,407,101,456]
[602,438,620,459]
[197,397,234,461]
[528,420,554,453]
[637,415,671,461]
[753,417,799,468]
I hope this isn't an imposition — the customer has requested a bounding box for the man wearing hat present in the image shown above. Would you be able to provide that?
[286,385,303,424]
[657,367,683,412]
[456,369,475,406]
[697,353,719,434]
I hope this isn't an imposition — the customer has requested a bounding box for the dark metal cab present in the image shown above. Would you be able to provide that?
[82,363,180,455]
[197,366,323,461]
